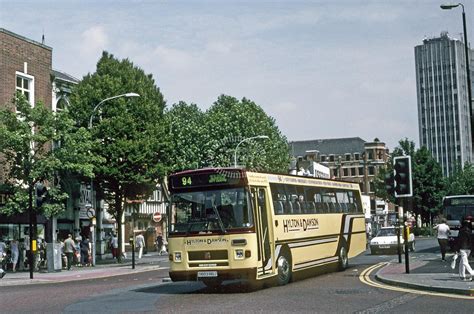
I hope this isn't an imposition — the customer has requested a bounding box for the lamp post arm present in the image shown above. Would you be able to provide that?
[234,138,249,167]
[88,93,139,129]
[233,135,269,167]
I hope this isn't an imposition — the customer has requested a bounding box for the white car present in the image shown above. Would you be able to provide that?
[370,226,415,255]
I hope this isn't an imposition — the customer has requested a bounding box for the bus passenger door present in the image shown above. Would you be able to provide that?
[252,187,275,277]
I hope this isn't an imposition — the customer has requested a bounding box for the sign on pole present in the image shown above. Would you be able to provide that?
[153,212,162,222]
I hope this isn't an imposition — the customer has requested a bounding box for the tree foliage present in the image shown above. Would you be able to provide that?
[164,101,206,172]
[444,163,474,195]
[0,95,95,217]
[203,95,289,173]
[68,51,167,261]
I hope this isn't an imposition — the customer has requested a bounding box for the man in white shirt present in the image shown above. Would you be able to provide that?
[434,218,450,261]
[136,233,145,259]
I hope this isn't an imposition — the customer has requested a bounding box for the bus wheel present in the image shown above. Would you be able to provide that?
[276,252,292,286]
[338,245,348,271]
[202,279,222,289]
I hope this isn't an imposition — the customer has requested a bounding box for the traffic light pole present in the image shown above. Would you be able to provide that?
[397,205,402,264]
[403,215,410,274]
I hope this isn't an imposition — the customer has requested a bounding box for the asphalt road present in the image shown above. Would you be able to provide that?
[1,237,472,313]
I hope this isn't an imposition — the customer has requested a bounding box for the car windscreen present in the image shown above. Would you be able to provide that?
[377,228,396,237]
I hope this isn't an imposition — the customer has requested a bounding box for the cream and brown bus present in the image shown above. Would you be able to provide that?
[167,168,366,288]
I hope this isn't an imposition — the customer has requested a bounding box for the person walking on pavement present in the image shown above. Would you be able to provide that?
[111,233,119,262]
[457,219,474,281]
[0,238,7,276]
[136,233,145,259]
[434,218,450,261]
[80,237,91,266]
[156,234,165,255]
[64,234,76,270]
[10,238,19,272]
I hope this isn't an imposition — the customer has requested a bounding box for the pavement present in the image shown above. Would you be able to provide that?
[375,249,474,297]
[2,242,474,297]
[0,251,170,286]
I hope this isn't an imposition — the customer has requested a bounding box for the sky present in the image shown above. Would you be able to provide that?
[1,0,473,151]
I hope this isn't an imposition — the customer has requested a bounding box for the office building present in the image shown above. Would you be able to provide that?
[415,32,474,176]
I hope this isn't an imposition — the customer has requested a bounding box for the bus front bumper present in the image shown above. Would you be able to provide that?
[169,268,258,282]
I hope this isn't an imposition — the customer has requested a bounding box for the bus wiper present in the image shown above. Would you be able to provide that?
[212,205,227,234]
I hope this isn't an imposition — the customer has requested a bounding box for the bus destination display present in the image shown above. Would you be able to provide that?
[170,171,244,189]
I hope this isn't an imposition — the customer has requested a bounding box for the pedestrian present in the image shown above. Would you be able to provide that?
[136,233,145,259]
[111,233,118,261]
[156,234,164,255]
[23,232,30,270]
[80,237,91,266]
[10,238,19,272]
[63,234,76,270]
[0,238,6,271]
[434,218,450,261]
[457,219,474,281]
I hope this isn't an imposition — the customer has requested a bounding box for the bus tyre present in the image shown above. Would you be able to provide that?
[276,252,292,286]
[338,245,348,271]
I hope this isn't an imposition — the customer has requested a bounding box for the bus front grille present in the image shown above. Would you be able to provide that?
[188,250,228,261]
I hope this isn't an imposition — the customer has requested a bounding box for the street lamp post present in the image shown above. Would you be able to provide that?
[88,92,140,265]
[441,3,473,152]
[233,135,269,167]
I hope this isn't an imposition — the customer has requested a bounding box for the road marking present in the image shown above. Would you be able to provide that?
[359,262,474,300]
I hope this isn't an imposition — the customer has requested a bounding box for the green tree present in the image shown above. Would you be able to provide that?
[444,162,474,195]
[412,146,444,223]
[0,95,95,218]
[68,52,168,261]
[164,101,206,172]
[203,95,289,172]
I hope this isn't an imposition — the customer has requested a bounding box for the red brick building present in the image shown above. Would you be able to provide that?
[0,28,52,111]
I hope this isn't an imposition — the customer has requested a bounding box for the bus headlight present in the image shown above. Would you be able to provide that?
[174,252,182,262]
[235,249,244,260]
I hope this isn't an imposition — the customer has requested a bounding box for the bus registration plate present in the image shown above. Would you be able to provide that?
[198,271,218,278]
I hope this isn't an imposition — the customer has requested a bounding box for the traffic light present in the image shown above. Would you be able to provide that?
[393,156,412,198]
[35,182,48,208]
[384,171,395,196]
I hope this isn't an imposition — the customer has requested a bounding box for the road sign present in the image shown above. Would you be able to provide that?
[153,212,162,222]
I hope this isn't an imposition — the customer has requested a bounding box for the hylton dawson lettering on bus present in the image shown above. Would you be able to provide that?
[283,218,319,233]
[185,238,229,246]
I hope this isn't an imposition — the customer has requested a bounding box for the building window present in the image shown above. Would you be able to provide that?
[368,166,375,175]
[320,155,326,162]
[345,154,351,161]
[358,167,364,176]
[343,168,349,177]
[16,72,34,105]
[369,182,375,193]
[354,153,360,161]
[351,168,356,176]
[329,155,335,162]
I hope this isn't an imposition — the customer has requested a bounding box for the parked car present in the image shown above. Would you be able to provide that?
[369,226,415,255]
